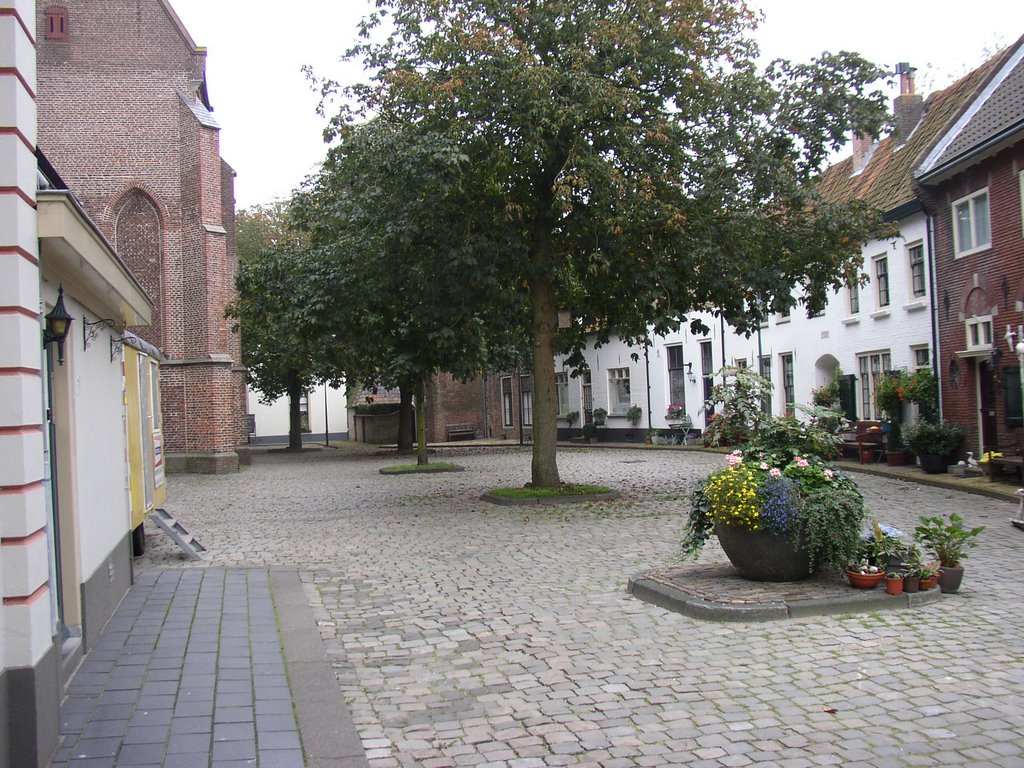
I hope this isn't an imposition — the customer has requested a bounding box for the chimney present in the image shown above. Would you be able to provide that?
[851,130,876,174]
[893,62,924,146]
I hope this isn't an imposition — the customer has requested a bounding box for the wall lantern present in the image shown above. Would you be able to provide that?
[685,362,697,383]
[43,285,73,365]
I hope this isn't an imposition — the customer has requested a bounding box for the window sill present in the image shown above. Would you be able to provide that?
[955,347,993,359]
[954,244,993,259]
[903,299,928,312]
[841,316,860,326]
[775,317,791,325]
[870,309,891,320]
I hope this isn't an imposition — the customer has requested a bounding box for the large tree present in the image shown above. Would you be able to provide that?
[319,0,892,485]
[294,120,527,463]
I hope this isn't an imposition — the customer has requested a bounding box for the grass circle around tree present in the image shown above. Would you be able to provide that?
[481,483,617,506]
[379,462,465,475]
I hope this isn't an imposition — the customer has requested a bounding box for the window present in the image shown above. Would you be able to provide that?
[1020,171,1024,237]
[953,189,991,256]
[608,368,631,414]
[299,395,311,433]
[501,376,514,427]
[874,256,890,308]
[965,315,993,351]
[666,345,686,412]
[45,7,68,41]
[780,353,794,417]
[520,375,533,427]
[581,371,593,420]
[912,346,931,371]
[700,340,714,413]
[908,243,926,298]
[858,351,891,419]
[555,372,569,416]
[848,283,860,315]
[759,355,772,414]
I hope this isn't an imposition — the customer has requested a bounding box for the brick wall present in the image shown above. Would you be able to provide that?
[36,0,245,470]
[928,141,1024,456]
[425,373,486,442]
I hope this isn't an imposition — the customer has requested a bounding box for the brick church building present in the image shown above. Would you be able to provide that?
[36,0,246,472]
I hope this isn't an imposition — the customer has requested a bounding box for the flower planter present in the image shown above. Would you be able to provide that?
[919,574,938,591]
[884,575,904,595]
[886,450,909,467]
[715,523,814,582]
[847,570,885,589]
[903,575,920,593]
[939,565,964,593]
[918,453,949,474]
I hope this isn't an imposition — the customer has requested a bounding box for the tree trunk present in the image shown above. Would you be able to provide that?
[397,383,415,452]
[415,377,428,466]
[530,260,561,488]
[286,368,303,450]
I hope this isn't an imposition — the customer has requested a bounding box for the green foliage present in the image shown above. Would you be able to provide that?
[592,408,608,427]
[581,422,598,439]
[874,370,909,422]
[903,420,966,457]
[625,405,643,427]
[915,513,985,568]
[744,408,845,464]
[906,368,939,416]
[564,410,579,428]
[488,484,612,499]
[682,451,865,573]
[811,371,841,408]
[701,366,773,446]
[316,0,892,487]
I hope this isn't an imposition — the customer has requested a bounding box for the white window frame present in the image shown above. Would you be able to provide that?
[555,372,569,417]
[500,376,514,428]
[607,367,631,415]
[911,345,931,371]
[965,315,993,352]
[848,282,860,315]
[907,242,926,299]
[520,375,533,427]
[952,188,991,257]
[858,351,892,420]
[874,255,890,308]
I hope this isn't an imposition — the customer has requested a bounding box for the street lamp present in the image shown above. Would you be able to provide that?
[43,285,73,365]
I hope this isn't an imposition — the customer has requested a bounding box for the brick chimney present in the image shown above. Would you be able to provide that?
[893,62,924,146]
[851,131,876,174]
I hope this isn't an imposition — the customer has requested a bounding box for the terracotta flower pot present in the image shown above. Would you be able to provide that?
[920,574,938,590]
[885,575,904,596]
[847,570,885,589]
[886,450,909,467]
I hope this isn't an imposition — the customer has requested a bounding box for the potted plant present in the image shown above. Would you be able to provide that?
[847,560,885,589]
[863,520,906,572]
[903,420,966,474]
[581,421,598,442]
[682,444,866,582]
[625,404,643,427]
[666,403,686,425]
[917,561,940,591]
[592,407,608,427]
[885,571,905,596]
[875,371,909,465]
[644,428,656,445]
[564,410,579,429]
[914,513,985,593]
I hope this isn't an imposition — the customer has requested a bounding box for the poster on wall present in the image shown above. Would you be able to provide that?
[153,429,164,488]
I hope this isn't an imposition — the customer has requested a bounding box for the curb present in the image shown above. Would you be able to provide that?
[379,465,466,475]
[627,573,945,623]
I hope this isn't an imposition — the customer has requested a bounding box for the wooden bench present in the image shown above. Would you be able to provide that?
[848,421,884,464]
[445,422,476,441]
[984,454,1024,483]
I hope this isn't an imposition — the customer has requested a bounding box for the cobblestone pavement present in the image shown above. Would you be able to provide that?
[142,445,1024,767]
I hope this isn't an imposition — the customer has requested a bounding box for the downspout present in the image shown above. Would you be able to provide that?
[720,315,727,383]
[644,342,652,430]
[926,211,942,419]
[482,373,489,439]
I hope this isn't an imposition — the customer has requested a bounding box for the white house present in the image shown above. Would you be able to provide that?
[247,382,349,445]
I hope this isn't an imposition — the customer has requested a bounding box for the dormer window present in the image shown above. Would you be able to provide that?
[45,7,68,41]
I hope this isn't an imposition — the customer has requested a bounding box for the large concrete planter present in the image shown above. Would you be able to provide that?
[715,523,814,582]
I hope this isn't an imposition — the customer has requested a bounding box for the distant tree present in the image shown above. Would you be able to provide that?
[229,203,328,450]
[294,121,527,463]
[315,0,892,485]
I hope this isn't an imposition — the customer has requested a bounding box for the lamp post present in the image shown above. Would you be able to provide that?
[1005,325,1024,428]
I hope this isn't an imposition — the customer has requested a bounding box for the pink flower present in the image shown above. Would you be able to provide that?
[769,468,782,478]
[759,462,769,470]
[824,469,834,479]
[795,457,809,468]
[726,454,742,467]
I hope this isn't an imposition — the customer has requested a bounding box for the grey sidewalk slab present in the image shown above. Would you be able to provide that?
[48,568,368,768]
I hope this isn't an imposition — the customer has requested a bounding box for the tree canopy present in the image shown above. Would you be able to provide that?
[314,0,893,485]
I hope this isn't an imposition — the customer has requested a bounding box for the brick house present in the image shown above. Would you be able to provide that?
[916,35,1024,456]
[35,0,247,473]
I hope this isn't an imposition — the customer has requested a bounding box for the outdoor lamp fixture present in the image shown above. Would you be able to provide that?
[685,362,696,383]
[43,285,73,365]
[83,316,115,351]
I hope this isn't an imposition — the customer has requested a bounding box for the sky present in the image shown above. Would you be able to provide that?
[166,0,1024,210]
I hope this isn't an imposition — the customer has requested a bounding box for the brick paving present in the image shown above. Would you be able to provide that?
[75,445,1024,766]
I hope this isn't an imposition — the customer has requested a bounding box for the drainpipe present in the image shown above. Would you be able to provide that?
[926,212,942,419]
[720,315,727,383]
[644,342,652,430]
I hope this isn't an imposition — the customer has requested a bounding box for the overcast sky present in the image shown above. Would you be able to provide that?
[167,0,1024,209]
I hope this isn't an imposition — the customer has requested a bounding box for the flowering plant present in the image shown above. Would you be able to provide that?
[683,449,865,573]
[666,403,686,420]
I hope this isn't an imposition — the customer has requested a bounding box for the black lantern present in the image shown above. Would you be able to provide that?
[43,285,73,365]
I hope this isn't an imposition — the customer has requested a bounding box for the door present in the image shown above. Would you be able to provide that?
[978,361,998,452]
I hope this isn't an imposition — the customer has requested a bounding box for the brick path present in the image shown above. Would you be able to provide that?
[90,446,1024,765]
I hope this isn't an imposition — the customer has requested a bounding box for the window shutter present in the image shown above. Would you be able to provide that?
[1004,367,1023,428]
[839,374,858,422]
